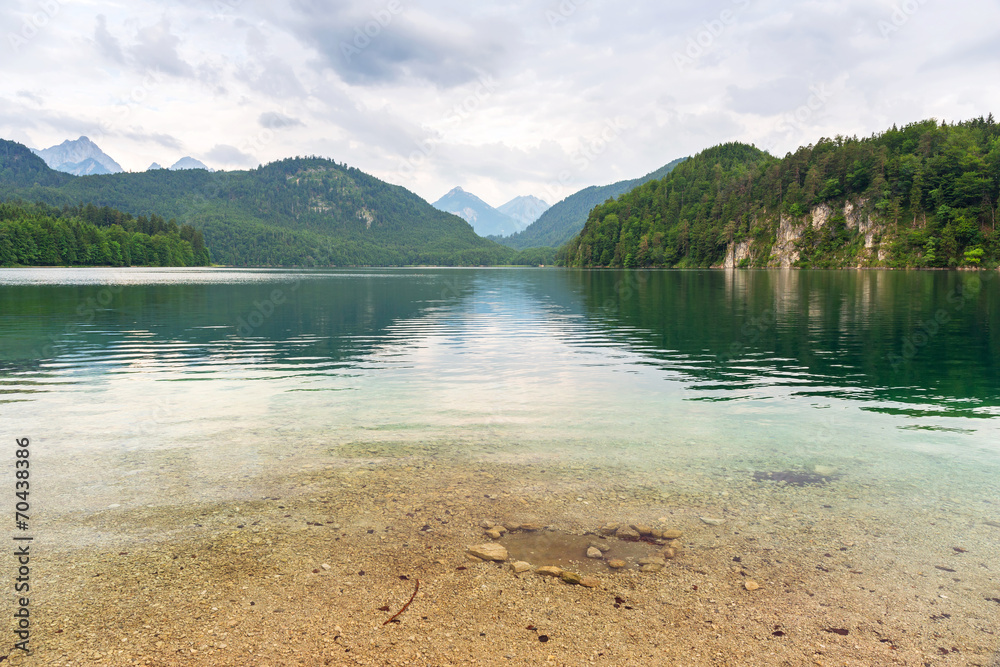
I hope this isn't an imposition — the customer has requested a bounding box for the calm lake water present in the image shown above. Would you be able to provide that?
[1,267,998,519]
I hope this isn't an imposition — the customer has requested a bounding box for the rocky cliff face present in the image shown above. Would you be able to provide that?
[721,198,892,268]
[722,239,753,268]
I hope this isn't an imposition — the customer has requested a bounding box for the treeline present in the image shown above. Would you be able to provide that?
[566,116,1000,268]
[0,200,211,267]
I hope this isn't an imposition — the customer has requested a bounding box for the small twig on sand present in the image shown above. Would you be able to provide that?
[383,579,420,626]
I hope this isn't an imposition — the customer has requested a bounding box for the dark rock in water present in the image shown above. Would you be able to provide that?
[753,470,837,486]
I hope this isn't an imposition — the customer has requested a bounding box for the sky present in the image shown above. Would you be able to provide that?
[2,0,999,208]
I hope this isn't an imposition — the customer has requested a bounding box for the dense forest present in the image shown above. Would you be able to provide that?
[0,200,210,267]
[498,158,686,250]
[565,117,1000,269]
[0,140,530,267]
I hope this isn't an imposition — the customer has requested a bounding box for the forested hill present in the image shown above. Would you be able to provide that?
[0,139,511,266]
[1,200,209,267]
[565,117,1000,269]
[498,157,686,250]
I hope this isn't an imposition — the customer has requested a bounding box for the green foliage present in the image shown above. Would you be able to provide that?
[565,117,1000,269]
[566,143,772,267]
[0,141,71,188]
[508,246,559,266]
[0,141,512,267]
[964,246,984,265]
[0,200,209,267]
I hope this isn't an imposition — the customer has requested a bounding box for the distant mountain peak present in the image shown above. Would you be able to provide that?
[498,157,687,250]
[169,157,213,172]
[31,136,124,176]
[148,162,163,171]
[498,195,551,228]
[432,187,522,237]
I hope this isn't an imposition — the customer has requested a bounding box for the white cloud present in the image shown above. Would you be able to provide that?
[0,0,998,204]
[130,17,196,77]
[205,143,257,167]
[259,111,303,129]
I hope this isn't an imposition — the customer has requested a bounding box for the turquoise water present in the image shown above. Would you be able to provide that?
[0,267,998,513]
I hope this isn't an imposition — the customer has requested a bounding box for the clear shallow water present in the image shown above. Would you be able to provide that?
[1,267,998,515]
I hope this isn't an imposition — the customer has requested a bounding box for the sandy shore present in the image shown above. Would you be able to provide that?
[8,445,1000,666]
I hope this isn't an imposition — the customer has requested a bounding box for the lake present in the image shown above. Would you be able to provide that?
[1,267,998,664]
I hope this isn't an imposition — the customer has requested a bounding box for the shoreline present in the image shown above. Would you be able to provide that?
[2,265,999,272]
[14,451,1000,666]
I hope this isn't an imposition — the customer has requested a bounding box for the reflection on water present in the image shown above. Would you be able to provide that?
[0,267,997,504]
[580,269,999,417]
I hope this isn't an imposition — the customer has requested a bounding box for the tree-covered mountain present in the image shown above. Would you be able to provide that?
[565,117,1000,269]
[0,139,513,267]
[1,200,209,267]
[499,157,687,250]
[1,140,73,188]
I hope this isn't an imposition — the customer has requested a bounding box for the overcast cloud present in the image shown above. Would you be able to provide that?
[2,0,998,206]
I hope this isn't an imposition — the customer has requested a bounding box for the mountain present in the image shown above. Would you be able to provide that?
[432,187,522,237]
[499,157,687,249]
[148,162,164,171]
[52,158,111,176]
[0,139,513,267]
[0,140,72,188]
[170,157,212,171]
[565,116,1000,269]
[31,136,124,175]
[497,195,550,228]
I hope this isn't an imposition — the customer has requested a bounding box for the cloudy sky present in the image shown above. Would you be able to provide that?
[2,0,998,207]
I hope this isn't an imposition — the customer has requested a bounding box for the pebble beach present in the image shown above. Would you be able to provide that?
[11,440,1000,667]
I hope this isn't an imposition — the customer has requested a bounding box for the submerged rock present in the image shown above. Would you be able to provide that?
[639,557,666,573]
[608,559,627,570]
[560,570,583,585]
[586,547,603,559]
[700,517,725,526]
[599,523,619,536]
[512,561,532,574]
[467,543,508,562]
[536,566,563,578]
